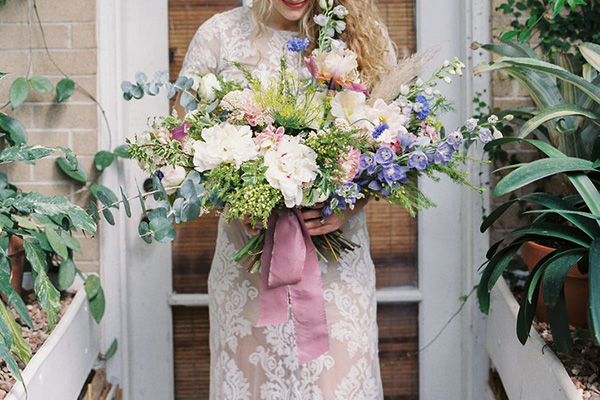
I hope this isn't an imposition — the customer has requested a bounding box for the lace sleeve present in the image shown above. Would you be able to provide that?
[180,15,222,80]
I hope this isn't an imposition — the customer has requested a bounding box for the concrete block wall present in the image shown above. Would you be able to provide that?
[0,0,99,273]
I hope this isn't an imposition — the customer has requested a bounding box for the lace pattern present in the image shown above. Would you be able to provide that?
[181,7,383,399]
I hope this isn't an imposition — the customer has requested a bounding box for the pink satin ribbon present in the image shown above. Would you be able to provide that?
[256,208,330,365]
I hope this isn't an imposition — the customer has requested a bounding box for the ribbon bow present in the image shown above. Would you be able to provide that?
[256,208,330,365]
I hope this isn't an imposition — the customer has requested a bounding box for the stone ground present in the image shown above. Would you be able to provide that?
[0,291,73,398]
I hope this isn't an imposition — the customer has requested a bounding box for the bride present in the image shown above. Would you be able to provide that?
[180,1,395,398]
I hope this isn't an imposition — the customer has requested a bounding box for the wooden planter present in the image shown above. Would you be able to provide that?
[6,285,101,400]
[522,241,589,328]
[486,279,581,399]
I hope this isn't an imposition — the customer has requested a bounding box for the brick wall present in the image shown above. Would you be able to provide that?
[488,0,540,244]
[0,0,99,273]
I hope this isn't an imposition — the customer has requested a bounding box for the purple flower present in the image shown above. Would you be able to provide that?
[286,38,309,52]
[478,128,493,143]
[433,142,454,165]
[398,133,416,150]
[154,170,164,180]
[368,180,391,196]
[407,150,429,172]
[375,146,395,166]
[359,152,378,175]
[378,164,408,186]
[414,95,430,120]
[446,130,463,150]
[171,122,191,143]
[372,122,389,139]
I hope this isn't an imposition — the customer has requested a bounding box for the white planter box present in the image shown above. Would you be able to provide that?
[486,279,581,400]
[6,286,101,400]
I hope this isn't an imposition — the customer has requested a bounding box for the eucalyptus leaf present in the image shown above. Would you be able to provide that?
[90,184,119,209]
[149,217,176,243]
[103,338,118,360]
[138,221,152,244]
[56,78,75,103]
[102,208,115,225]
[120,186,131,218]
[9,77,29,109]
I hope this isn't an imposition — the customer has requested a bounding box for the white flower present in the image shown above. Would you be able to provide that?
[400,85,410,96]
[415,78,424,86]
[333,20,346,33]
[493,127,503,139]
[319,0,327,9]
[443,76,452,84]
[333,5,348,17]
[160,165,186,194]
[366,98,409,144]
[488,115,499,124]
[330,90,367,125]
[314,14,328,26]
[301,188,329,207]
[192,123,259,172]
[154,127,171,144]
[264,136,319,208]
[198,73,221,102]
[465,118,478,132]
[504,114,514,121]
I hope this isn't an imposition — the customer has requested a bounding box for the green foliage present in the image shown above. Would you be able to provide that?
[56,78,74,103]
[495,0,599,59]
[57,156,88,182]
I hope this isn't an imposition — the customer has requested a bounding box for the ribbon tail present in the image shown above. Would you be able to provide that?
[289,208,330,365]
[256,213,289,327]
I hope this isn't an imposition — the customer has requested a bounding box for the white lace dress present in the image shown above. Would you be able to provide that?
[180,7,383,400]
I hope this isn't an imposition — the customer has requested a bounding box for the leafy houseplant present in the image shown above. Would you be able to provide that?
[473,40,600,353]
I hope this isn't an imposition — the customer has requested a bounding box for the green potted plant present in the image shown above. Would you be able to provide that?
[473,40,600,353]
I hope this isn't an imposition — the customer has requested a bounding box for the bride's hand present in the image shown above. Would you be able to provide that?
[241,215,262,236]
[302,197,371,236]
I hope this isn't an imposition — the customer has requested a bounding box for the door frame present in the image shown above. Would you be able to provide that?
[97,1,491,398]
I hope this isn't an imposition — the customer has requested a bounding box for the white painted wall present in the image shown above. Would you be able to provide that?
[97,1,173,399]
[417,0,490,399]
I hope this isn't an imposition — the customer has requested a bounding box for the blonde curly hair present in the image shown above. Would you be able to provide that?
[251,0,395,89]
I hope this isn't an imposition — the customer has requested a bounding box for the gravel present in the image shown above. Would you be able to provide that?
[0,291,74,399]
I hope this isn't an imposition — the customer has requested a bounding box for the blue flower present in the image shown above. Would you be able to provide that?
[478,128,493,143]
[407,150,429,172]
[433,142,454,166]
[375,146,395,166]
[286,38,310,52]
[414,95,430,120]
[154,170,164,180]
[378,164,408,186]
[398,133,415,150]
[372,121,389,139]
[358,152,378,175]
[446,131,463,150]
[368,180,391,196]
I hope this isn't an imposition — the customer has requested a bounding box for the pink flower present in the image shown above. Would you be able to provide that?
[170,122,191,143]
[336,147,361,183]
[421,122,439,142]
[304,49,369,96]
[254,125,285,154]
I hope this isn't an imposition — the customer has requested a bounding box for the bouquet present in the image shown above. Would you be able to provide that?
[124,2,505,363]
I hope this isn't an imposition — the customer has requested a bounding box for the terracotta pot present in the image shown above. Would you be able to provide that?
[7,236,25,296]
[521,241,589,328]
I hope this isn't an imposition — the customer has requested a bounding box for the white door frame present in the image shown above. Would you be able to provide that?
[97,1,491,399]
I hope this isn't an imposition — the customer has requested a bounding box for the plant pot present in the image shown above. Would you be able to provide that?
[522,241,589,328]
[486,279,580,399]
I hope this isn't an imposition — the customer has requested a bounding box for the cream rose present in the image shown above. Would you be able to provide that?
[192,123,259,172]
[264,136,319,208]
[198,73,221,103]
[160,165,187,194]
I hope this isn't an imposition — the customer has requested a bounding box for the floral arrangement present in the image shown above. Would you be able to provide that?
[126,2,505,271]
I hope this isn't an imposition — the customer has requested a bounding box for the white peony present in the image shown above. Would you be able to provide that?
[198,73,221,103]
[192,123,259,172]
[160,165,187,194]
[330,90,367,126]
[264,136,319,208]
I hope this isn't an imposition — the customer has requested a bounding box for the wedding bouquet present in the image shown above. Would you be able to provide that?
[127,3,503,269]
[123,1,507,363]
